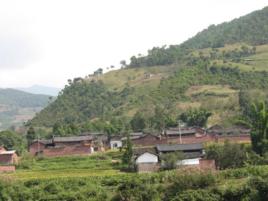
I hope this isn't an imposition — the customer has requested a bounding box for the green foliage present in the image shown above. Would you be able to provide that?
[248,102,268,156]
[182,7,268,49]
[0,130,26,155]
[160,152,183,170]
[130,112,146,132]
[180,108,212,127]
[31,80,121,127]
[122,134,133,170]
[171,190,221,201]
[26,126,36,146]
[205,141,250,169]
[129,6,267,68]
[115,178,161,201]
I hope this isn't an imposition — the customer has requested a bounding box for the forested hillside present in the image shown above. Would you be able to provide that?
[30,6,268,136]
[0,89,50,130]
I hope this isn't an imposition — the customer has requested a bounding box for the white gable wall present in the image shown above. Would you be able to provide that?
[110,140,122,149]
[177,158,200,166]
[136,152,158,164]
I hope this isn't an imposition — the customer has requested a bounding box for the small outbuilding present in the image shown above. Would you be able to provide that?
[0,147,18,165]
[110,137,122,149]
[134,148,160,173]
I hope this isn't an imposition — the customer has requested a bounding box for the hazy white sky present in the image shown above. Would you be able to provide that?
[0,0,267,88]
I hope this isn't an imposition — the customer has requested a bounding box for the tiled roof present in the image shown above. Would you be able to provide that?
[166,129,196,135]
[53,135,93,142]
[156,143,203,152]
[133,147,157,156]
[32,139,53,145]
[0,150,16,155]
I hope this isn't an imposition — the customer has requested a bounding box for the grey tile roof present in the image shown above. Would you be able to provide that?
[166,129,196,135]
[53,135,93,142]
[32,139,53,145]
[156,143,203,152]
[183,152,203,159]
[133,147,157,156]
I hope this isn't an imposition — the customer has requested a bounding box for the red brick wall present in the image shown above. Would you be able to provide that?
[136,163,160,173]
[0,166,15,172]
[0,154,18,165]
[29,141,96,157]
[132,135,168,147]
[167,134,251,144]
[42,144,92,157]
[29,142,46,155]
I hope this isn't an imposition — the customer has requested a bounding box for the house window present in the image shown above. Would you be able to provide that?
[113,143,118,148]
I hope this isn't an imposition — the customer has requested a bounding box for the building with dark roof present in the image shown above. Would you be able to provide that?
[29,134,106,157]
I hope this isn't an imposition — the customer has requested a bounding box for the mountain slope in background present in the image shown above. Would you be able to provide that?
[31,6,268,131]
[0,88,50,130]
[18,85,60,96]
[181,6,268,49]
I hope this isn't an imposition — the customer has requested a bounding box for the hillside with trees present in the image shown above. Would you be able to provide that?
[30,6,268,137]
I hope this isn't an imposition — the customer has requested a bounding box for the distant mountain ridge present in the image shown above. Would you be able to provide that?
[18,85,60,96]
[0,88,50,130]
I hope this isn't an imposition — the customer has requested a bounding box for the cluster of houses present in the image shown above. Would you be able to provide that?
[0,125,251,173]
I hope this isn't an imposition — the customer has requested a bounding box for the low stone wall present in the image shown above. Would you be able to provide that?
[136,163,160,173]
[0,166,15,172]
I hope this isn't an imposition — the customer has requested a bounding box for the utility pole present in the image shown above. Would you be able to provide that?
[178,120,182,144]
[37,133,40,156]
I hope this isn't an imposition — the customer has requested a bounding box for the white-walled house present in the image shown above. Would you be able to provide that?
[110,137,122,149]
[135,152,158,164]
[135,152,160,173]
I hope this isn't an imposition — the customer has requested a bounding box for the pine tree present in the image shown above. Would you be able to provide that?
[26,126,36,146]
[122,134,133,169]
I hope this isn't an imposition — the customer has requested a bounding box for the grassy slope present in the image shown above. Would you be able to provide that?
[105,44,268,126]
[31,43,268,128]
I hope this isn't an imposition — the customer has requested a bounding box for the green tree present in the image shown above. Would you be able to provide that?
[0,130,26,155]
[206,141,248,169]
[26,126,36,146]
[180,108,212,127]
[122,134,133,170]
[130,112,146,132]
[160,152,183,170]
[248,102,268,156]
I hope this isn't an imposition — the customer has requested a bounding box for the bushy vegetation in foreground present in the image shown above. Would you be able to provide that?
[2,166,268,200]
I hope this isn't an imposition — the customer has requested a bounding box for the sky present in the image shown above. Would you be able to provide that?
[0,0,267,89]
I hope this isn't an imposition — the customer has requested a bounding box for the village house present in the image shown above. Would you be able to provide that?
[29,135,107,157]
[156,143,205,166]
[134,143,215,173]
[110,136,123,149]
[114,132,167,149]
[134,147,160,173]
[129,133,167,147]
